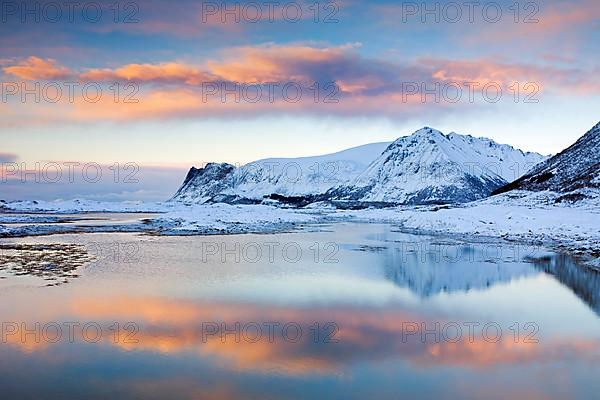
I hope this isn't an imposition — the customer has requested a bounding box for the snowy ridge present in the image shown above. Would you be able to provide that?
[232,142,390,199]
[494,121,600,200]
[326,127,546,204]
[172,142,390,204]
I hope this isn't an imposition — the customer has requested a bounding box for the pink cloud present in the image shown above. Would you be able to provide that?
[3,56,73,80]
[207,44,360,83]
[423,57,600,95]
[81,63,218,85]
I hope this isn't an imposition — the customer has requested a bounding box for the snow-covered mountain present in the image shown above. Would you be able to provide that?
[172,142,390,204]
[326,127,546,204]
[493,121,600,201]
[172,127,545,206]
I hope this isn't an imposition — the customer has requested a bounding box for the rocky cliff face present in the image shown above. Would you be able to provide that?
[172,163,239,204]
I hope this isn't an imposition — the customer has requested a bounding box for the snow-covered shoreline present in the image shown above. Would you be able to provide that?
[0,201,323,237]
[144,203,322,235]
[340,190,600,270]
[1,191,598,270]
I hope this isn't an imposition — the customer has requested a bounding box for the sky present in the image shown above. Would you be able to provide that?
[1,0,599,201]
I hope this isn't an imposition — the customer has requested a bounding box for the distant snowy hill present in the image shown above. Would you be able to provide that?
[172,142,390,204]
[326,127,546,205]
[493,121,600,201]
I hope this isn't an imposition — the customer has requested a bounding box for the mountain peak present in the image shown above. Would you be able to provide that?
[328,128,546,204]
[386,127,446,151]
[412,126,444,137]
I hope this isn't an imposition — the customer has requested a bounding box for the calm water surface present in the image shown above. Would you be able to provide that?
[0,217,598,399]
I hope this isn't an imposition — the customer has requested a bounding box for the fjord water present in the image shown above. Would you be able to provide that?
[0,220,598,399]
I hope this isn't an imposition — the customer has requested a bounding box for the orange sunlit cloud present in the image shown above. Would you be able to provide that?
[3,56,73,81]
[80,63,218,85]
